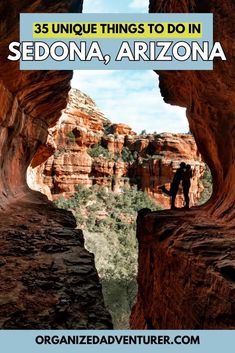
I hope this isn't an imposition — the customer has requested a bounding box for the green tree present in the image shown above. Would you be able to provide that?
[196,165,213,205]
[55,185,162,328]
[67,130,76,143]
[88,144,113,159]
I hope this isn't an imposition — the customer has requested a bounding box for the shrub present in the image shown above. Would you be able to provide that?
[54,147,68,157]
[88,144,113,159]
[140,129,147,135]
[122,147,132,163]
[103,123,112,135]
[121,147,138,163]
[67,130,76,143]
[197,165,213,205]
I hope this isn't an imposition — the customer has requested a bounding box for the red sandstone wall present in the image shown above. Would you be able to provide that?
[150,0,235,220]
[130,0,235,330]
[0,1,80,208]
[0,0,113,330]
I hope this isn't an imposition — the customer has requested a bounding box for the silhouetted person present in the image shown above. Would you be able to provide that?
[182,164,192,209]
[159,162,186,209]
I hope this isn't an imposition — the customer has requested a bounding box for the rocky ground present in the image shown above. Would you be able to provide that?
[0,191,112,329]
[130,208,235,329]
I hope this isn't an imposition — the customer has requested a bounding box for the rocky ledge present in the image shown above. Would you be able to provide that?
[0,192,112,329]
[130,209,235,329]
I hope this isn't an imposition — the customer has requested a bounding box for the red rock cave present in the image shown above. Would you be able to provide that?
[0,0,234,329]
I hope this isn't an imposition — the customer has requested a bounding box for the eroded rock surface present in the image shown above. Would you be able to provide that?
[0,0,77,209]
[150,0,235,220]
[0,195,112,329]
[0,0,112,329]
[131,0,235,329]
[131,209,235,329]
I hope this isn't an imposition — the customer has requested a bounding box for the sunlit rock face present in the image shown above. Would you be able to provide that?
[0,0,112,329]
[130,0,235,330]
[29,89,205,208]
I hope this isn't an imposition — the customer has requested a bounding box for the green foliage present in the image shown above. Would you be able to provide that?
[103,123,112,135]
[55,185,162,328]
[67,130,76,143]
[88,144,113,159]
[54,147,67,157]
[140,129,147,136]
[113,153,121,162]
[101,278,137,329]
[121,147,138,163]
[197,165,213,205]
[87,142,139,164]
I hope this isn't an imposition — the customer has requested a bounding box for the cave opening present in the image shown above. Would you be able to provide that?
[25,66,213,328]
[68,69,213,328]
[66,4,215,329]
[1,0,234,332]
[25,1,215,330]
[21,0,216,330]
